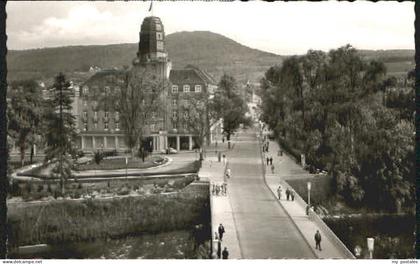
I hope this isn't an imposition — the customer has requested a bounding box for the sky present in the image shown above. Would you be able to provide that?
[6,1,414,55]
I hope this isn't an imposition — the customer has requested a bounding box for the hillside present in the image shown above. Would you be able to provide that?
[7,31,283,83]
[7,31,414,83]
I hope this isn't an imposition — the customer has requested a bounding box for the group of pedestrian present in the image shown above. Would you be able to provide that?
[215,223,229,259]
[286,187,295,201]
[277,186,295,201]
[266,156,273,166]
[262,141,269,153]
[212,182,227,196]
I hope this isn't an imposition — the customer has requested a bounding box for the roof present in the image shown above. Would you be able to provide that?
[169,65,217,85]
[82,69,127,87]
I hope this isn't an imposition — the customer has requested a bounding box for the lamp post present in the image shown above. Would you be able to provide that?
[367,237,374,259]
[307,181,311,206]
[125,156,128,181]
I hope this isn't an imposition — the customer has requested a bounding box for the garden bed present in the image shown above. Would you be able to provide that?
[74,156,166,171]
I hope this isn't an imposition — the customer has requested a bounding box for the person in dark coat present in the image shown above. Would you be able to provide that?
[269,156,273,165]
[218,224,225,241]
[315,230,322,250]
[286,188,290,201]
[290,190,295,201]
[222,247,229,259]
[266,157,269,166]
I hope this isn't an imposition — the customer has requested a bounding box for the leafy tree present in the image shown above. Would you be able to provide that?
[214,74,248,141]
[44,73,77,194]
[176,93,219,149]
[119,69,167,158]
[7,80,43,166]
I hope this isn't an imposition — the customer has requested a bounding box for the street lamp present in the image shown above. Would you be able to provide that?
[125,156,128,181]
[367,237,374,259]
[307,181,311,206]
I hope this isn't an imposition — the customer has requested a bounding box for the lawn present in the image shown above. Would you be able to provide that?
[75,156,166,171]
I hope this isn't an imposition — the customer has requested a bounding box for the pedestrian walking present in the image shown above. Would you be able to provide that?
[218,224,225,241]
[222,247,229,259]
[266,157,269,166]
[277,185,282,200]
[217,240,222,258]
[223,182,227,195]
[222,137,225,143]
[315,230,322,251]
[269,156,273,165]
[216,184,220,196]
[286,188,290,201]
[290,190,295,201]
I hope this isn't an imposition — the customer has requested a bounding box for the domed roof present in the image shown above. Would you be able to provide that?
[140,16,164,32]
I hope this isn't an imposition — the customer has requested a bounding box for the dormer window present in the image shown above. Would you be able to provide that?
[172,85,178,93]
[183,85,190,93]
[195,85,202,93]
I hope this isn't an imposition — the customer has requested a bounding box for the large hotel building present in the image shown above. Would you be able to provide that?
[70,16,219,153]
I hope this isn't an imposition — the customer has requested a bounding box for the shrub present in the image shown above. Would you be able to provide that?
[94,151,103,165]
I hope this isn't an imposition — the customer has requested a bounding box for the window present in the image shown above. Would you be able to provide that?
[104,122,108,130]
[84,123,88,131]
[195,85,202,93]
[156,24,162,31]
[115,111,119,119]
[172,85,178,93]
[157,41,163,50]
[156,32,163,40]
[94,122,98,129]
[115,122,120,131]
[172,99,177,107]
[150,124,155,132]
[183,85,190,93]
[105,111,109,118]
[83,111,88,119]
[83,100,88,107]
[94,111,98,118]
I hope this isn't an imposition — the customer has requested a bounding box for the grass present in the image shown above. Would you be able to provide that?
[74,156,166,171]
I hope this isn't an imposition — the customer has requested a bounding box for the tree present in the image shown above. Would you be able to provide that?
[7,80,43,166]
[176,92,220,150]
[119,69,167,158]
[214,74,248,141]
[44,73,77,195]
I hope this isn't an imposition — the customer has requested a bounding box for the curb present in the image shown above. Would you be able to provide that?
[257,134,319,259]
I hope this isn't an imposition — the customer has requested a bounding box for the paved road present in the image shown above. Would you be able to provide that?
[227,129,315,258]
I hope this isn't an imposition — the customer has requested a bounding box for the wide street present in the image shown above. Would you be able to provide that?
[226,129,315,258]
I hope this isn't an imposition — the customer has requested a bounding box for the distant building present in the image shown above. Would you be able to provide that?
[73,15,218,153]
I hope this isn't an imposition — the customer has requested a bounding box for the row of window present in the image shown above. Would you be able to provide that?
[82,122,119,131]
[83,111,119,119]
[82,86,121,95]
[171,84,201,94]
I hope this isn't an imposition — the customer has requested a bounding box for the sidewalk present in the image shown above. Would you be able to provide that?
[260,136,354,259]
[198,154,242,259]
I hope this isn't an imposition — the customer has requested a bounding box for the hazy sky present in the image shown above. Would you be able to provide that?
[6,1,414,55]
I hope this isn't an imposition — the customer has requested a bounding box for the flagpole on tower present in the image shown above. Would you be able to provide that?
[149,0,154,16]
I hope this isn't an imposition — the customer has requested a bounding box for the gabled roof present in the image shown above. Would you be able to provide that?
[169,65,217,85]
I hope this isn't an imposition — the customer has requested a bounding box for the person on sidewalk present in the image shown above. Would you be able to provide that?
[266,157,269,166]
[315,230,322,251]
[226,168,231,179]
[290,190,295,201]
[269,156,273,165]
[218,224,225,241]
[222,247,229,259]
[277,186,282,200]
[286,188,290,201]
[223,182,227,195]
